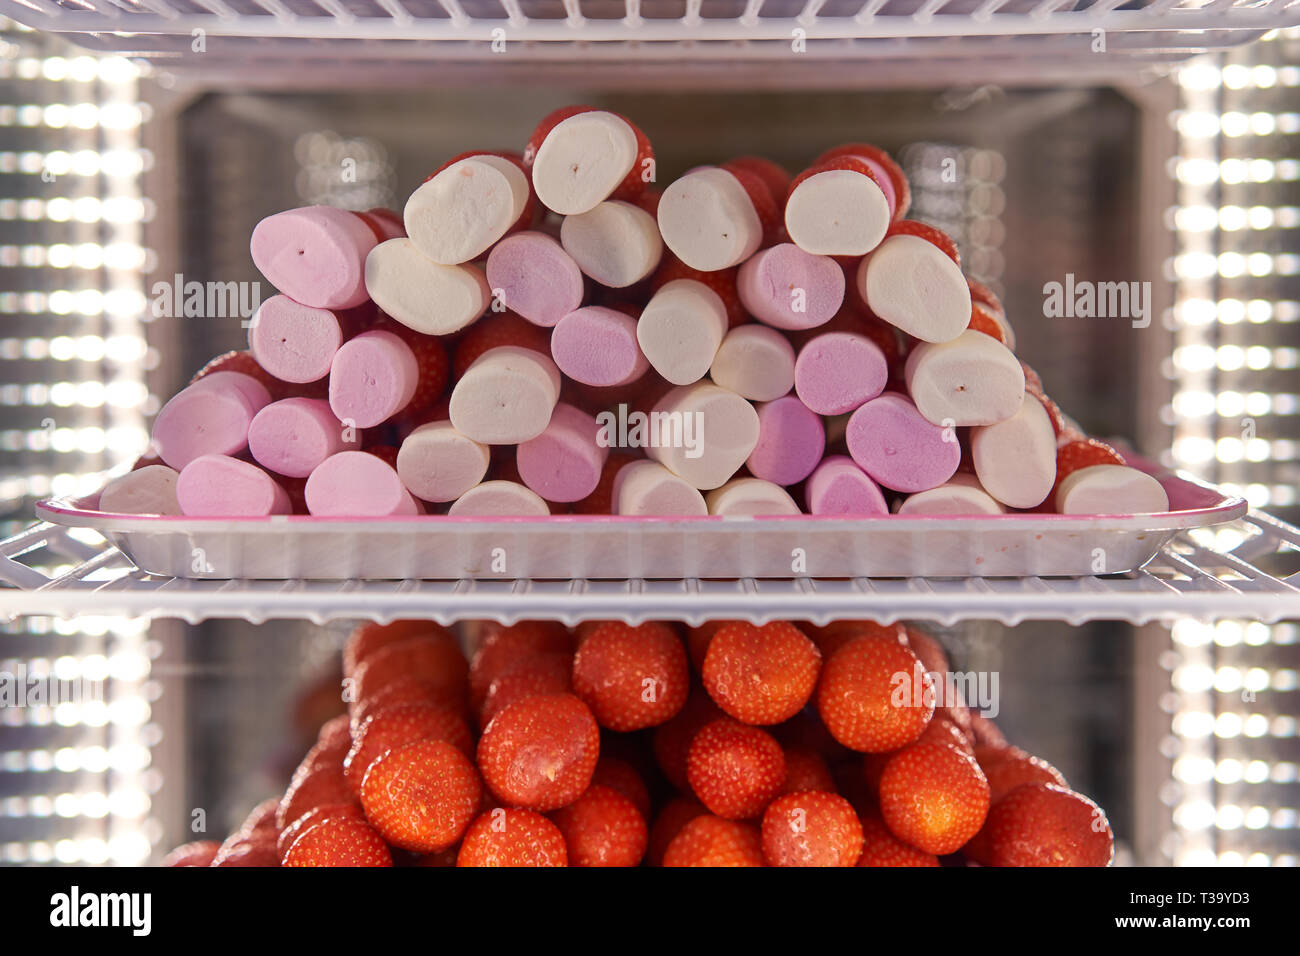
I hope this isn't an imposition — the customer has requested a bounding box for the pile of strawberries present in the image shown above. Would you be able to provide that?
[164,618,1113,867]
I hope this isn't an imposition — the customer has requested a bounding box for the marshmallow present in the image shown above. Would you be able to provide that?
[736,243,845,331]
[859,234,971,343]
[364,238,490,336]
[612,459,708,516]
[794,331,888,416]
[845,393,961,493]
[404,154,530,265]
[905,329,1026,427]
[449,345,562,444]
[396,420,490,503]
[705,478,801,517]
[709,325,796,402]
[516,403,610,503]
[448,480,551,517]
[551,307,649,387]
[646,382,761,491]
[896,473,1005,516]
[305,450,421,516]
[637,279,729,386]
[177,454,291,517]
[98,464,182,516]
[746,396,826,486]
[248,397,359,478]
[560,200,663,288]
[250,205,375,310]
[328,330,419,429]
[485,231,584,328]
[784,167,891,257]
[657,167,763,272]
[531,110,641,216]
[152,371,271,470]
[1056,464,1170,516]
[247,295,343,384]
[970,394,1057,509]
[805,455,889,516]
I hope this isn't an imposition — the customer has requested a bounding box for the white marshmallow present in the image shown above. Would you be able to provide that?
[859,234,971,342]
[784,168,891,257]
[404,154,529,265]
[364,238,490,335]
[560,200,663,289]
[98,464,182,516]
[396,420,491,503]
[449,345,562,444]
[532,111,639,216]
[657,167,763,272]
[709,324,797,402]
[705,478,801,517]
[646,381,761,491]
[905,329,1026,427]
[448,480,551,517]
[613,459,708,516]
[637,279,730,386]
[1055,464,1170,516]
[970,394,1057,508]
[896,473,1006,516]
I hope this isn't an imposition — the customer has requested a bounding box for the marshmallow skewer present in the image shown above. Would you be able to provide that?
[805,456,889,516]
[152,371,271,471]
[846,393,961,494]
[248,397,360,478]
[896,472,1006,516]
[551,307,648,388]
[560,200,663,288]
[98,464,182,516]
[248,295,344,384]
[448,480,551,517]
[396,420,490,504]
[527,107,652,216]
[637,279,729,386]
[737,243,845,331]
[706,478,801,517]
[250,206,377,311]
[613,460,708,516]
[404,152,532,265]
[970,394,1058,509]
[516,403,609,503]
[657,167,765,272]
[746,396,826,487]
[485,231,585,328]
[449,345,562,444]
[905,329,1026,428]
[364,238,490,336]
[646,382,761,491]
[709,325,795,402]
[794,331,888,416]
[305,451,421,517]
[178,454,291,517]
[328,330,419,430]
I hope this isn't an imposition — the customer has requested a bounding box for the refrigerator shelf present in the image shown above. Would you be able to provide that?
[2,0,1296,85]
[0,508,1296,625]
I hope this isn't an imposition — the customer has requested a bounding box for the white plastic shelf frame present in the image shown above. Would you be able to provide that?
[0,509,1296,625]
[3,0,1299,87]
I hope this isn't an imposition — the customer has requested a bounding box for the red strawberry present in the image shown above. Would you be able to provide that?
[978,783,1113,867]
[780,747,837,796]
[916,713,974,754]
[684,620,733,673]
[283,816,393,867]
[1027,387,1067,439]
[572,621,689,731]
[452,311,551,379]
[1055,438,1126,485]
[457,807,568,867]
[976,747,1067,802]
[350,677,461,727]
[815,143,910,219]
[686,718,786,820]
[652,686,724,790]
[879,741,990,856]
[968,303,1007,344]
[646,797,708,867]
[469,620,574,706]
[789,156,889,215]
[524,105,653,203]
[162,840,221,867]
[722,156,791,207]
[549,784,648,867]
[701,621,822,725]
[315,712,353,753]
[571,451,639,515]
[210,830,279,867]
[798,619,907,661]
[631,188,661,217]
[276,803,365,862]
[902,626,950,676]
[856,812,941,867]
[372,317,450,415]
[477,693,600,811]
[479,651,573,725]
[761,791,864,867]
[1020,361,1044,393]
[235,797,281,839]
[967,277,1003,316]
[721,161,782,246]
[344,702,473,793]
[587,757,651,820]
[190,349,285,398]
[650,254,746,328]
[786,304,903,371]
[885,219,960,266]
[276,764,354,831]
[970,713,1008,749]
[351,634,468,707]
[816,635,934,753]
[662,815,763,867]
[359,738,482,853]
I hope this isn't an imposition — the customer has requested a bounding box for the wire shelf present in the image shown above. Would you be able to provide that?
[1,509,1296,625]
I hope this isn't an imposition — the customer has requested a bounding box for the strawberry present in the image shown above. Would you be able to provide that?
[662,815,763,867]
[190,349,286,398]
[590,756,652,819]
[789,155,889,215]
[351,634,469,707]
[350,677,461,727]
[722,156,791,206]
[967,277,1003,316]
[411,847,460,867]
[797,619,907,661]
[572,621,689,731]
[452,311,552,378]
[977,783,1113,867]
[549,784,648,867]
[355,206,404,241]
[856,812,941,867]
[916,713,974,754]
[968,303,1006,344]
[815,143,910,219]
[235,797,281,839]
[780,748,837,795]
[344,702,473,793]
[646,797,707,867]
[720,161,782,246]
[815,635,934,753]
[571,451,639,515]
[277,803,365,862]
[1020,361,1044,393]
[970,713,1008,749]
[359,738,481,852]
[650,254,746,328]
[631,188,661,217]
[701,621,822,725]
[479,651,573,726]
[468,620,574,708]
[1055,438,1126,486]
[652,686,724,790]
[283,816,393,867]
[210,831,280,867]
[761,791,864,867]
[457,807,568,867]
[684,620,732,673]
[885,219,961,266]
[276,763,354,831]
[878,741,990,856]
[524,105,653,203]
[975,747,1067,802]
[370,315,451,415]
[902,626,949,678]
[1027,386,1067,439]
[162,840,221,867]
[686,718,786,820]
[315,712,354,753]
[786,305,903,370]
[477,693,600,811]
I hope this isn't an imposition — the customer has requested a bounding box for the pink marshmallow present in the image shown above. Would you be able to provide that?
[151,371,271,470]
[248,397,359,478]
[247,294,343,384]
[736,243,845,331]
[305,450,421,516]
[485,231,585,328]
[250,205,375,310]
[550,306,648,387]
[516,402,610,503]
[746,396,826,486]
[805,455,889,516]
[794,331,888,416]
[845,392,961,493]
[177,454,291,517]
[328,329,418,429]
